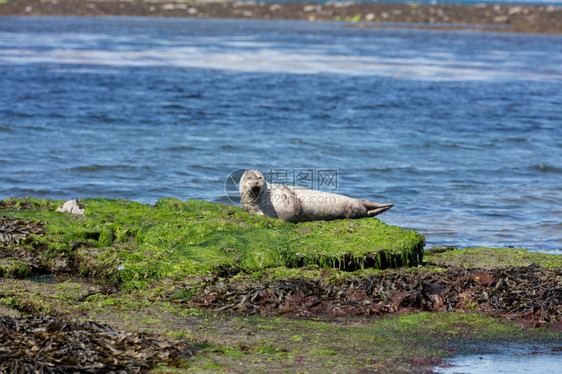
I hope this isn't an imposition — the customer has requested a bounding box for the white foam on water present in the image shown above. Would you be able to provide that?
[1,31,561,82]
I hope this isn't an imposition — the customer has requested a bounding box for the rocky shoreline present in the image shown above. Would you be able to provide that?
[1,0,561,34]
[1,197,561,372]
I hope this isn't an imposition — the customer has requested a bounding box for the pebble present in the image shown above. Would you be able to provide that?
[303,5,318,13]
[494,15,508,23]
[508,6,522,15]
[233,1,256,7]
[330,1,353,8]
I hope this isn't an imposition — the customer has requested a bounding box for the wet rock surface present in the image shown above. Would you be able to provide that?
[1,0,561,34]
[185,265,562,327]
[0,314,195,373]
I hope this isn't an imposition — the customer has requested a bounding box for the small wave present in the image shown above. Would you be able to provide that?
[536,222,562,231]
[3,110,36,118]
[504,137,534,143]
[364,167,395,173]
[533,164,562,174]
[0,124,10,132]
[4,187,66,197]
[186,164,220,178]
[162,104,188,110]
[365,166,423,176]
[88,114,121,123]
[161,146,203,152]
[221,144,241,150]
[51,68,122,75]
[450,178,486,185]
[310,112,332,120]
[65,164,139,173]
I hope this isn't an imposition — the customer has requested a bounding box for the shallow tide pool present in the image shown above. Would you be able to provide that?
[435,344,562,374]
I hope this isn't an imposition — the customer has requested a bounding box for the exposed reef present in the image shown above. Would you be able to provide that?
[1,0,561,34]
[0,197,560,372]
[0,197,424,287]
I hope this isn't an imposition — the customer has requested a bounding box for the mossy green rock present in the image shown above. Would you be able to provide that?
[426,246,562,269]
[1,198,424,288]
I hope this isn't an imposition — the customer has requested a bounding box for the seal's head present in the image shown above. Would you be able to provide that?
[240,170,266,201]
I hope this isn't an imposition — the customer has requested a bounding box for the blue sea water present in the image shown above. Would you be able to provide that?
[0,16,561,252]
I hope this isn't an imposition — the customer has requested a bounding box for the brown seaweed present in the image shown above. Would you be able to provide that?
[0,314,195,373]
[0,216,46,245]
[186,265,561,325]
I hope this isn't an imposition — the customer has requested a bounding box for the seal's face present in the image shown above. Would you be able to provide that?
[240,170,266,200]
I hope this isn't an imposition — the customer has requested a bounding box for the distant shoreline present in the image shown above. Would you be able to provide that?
[1,0,561,34]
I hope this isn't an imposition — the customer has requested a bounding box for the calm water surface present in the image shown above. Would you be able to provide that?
[435,344,562,374]
[1,17,561,251]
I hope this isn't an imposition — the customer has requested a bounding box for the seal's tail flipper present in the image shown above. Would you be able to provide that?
[364,201,394,216]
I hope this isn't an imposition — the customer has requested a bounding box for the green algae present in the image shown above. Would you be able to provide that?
[286,219,424,270]
[2,197,562,373]
[0,274,559,373]
[178,311,560,374]
[1,197,424,288]
[426,247,562,269]
[0,197,63,211]
[0,259,31,278]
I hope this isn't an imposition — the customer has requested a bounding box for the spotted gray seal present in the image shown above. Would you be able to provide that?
[239,170,393,223]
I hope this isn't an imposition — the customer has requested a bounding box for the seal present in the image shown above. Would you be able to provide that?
[239,170,393,223]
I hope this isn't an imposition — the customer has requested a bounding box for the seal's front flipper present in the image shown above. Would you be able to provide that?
[364,201,394,217]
